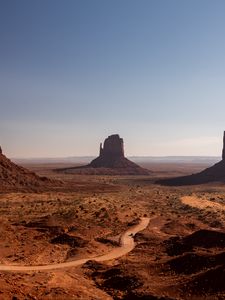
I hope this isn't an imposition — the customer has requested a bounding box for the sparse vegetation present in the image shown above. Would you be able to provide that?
[0,162,225,299]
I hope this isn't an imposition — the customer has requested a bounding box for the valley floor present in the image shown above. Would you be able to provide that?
[0,162,225,299]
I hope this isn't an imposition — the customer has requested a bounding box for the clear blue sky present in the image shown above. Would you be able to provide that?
[1,0,225,157]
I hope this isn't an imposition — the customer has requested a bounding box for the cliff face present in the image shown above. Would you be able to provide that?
[90,135,127,169]
[222,131,225,161]
[157,131,225,186]
[99,134,124,158]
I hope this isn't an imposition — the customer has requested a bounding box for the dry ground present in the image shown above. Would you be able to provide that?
[0,161,225,299]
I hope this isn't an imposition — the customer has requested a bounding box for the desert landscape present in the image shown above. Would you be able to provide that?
[1,1,225,299]
[0,134,225,300]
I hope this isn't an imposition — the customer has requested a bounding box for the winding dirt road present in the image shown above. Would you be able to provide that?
[0,217,150,272]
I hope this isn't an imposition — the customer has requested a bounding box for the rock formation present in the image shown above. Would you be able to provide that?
[90,134,126,168]
[157,131,225,186]
[0,146,57,192]
[222,131,225,160]
[57,134,150,175]
[99,134,124,159]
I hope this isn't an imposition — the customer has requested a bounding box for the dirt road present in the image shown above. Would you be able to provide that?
[0,217,150,272]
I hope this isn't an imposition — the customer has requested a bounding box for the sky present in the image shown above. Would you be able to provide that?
[1,0,225,158]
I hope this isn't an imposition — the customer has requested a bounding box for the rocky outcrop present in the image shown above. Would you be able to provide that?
[57,134,150,175]
[157,131,225,185]
[222,131,225,160]
[0,146,58,192]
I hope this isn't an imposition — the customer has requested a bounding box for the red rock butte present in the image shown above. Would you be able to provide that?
[100,134,124,158]
[89,134,125,168]
[57,134,150,175]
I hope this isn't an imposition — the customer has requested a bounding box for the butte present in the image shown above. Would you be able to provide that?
[57,134,150,175]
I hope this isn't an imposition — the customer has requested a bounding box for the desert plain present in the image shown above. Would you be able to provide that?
[0,159,225,300]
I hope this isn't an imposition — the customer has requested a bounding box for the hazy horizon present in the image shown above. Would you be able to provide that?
[1,1,225,157]
[11,154,221,163]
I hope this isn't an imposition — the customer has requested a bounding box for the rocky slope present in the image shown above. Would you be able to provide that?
[157,131,225,185]
[0,147,57,192]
